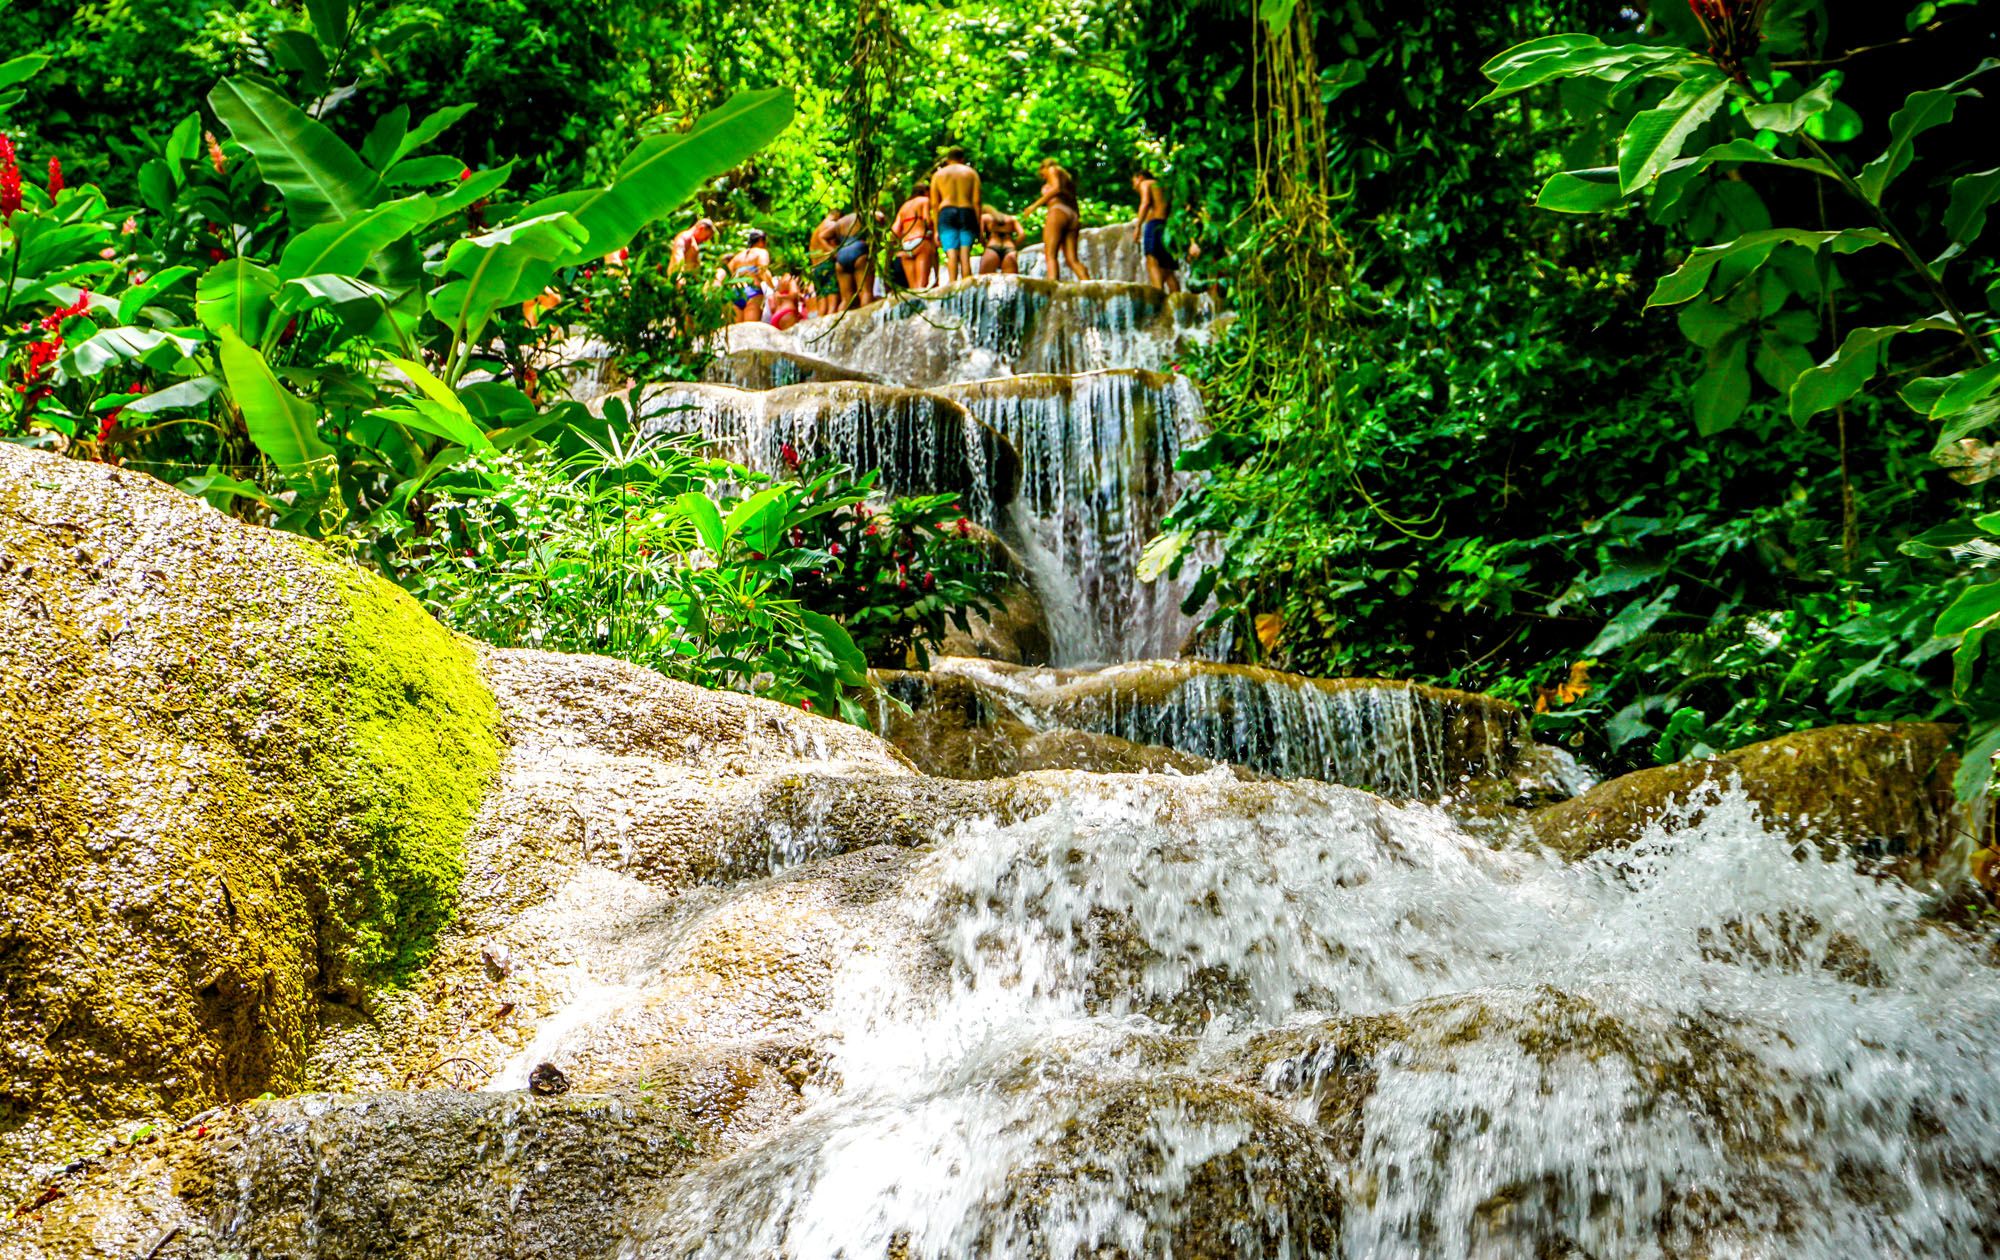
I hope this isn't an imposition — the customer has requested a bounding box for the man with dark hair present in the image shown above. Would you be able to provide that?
[929,147,983,286]
[1130,168,1180,294]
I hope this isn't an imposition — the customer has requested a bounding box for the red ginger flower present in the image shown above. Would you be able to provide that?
[204,131,227,176]
[0,135,20,224]
[45,156,60,197]
[1688,0,1773,83]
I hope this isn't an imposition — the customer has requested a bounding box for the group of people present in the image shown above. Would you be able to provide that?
[666,149,1182,328]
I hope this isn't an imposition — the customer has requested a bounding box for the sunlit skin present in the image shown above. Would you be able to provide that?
[725,233,775,324]
[808,211,845,316]
[1130,171,1180,294]
[1020,159,1090,282]
[892,184,937,289]
[929,149,983,285]
[669,218,714,273]
[978,204,1022,275]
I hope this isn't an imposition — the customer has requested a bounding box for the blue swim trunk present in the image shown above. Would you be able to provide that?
[938,204,978,252]
[1141,218,1176,269]
[835,238,869,270]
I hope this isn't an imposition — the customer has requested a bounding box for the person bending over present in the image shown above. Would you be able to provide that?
[929,148,983,285]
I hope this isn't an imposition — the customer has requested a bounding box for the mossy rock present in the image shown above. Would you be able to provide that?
[0,447,501,1194]
[1530,721,1962,878]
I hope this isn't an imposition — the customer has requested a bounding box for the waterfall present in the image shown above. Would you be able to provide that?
[610,778,2000,1258]
[942,370,1203,663]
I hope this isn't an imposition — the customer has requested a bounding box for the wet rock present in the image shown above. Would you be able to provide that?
[1019,220,1152,285]
[631,379,1021,518]
[725,275,1216,389]
[528,1062,570,1096]
[6,1092,707,1260]
[873,657,1523,794]
[704,345,884,391]
[1531,721,1962,878]
[0,446,502,1196]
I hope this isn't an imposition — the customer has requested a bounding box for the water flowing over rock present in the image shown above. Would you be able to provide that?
[939,369,1205,662]
[17,256,2000,1260]
[624,380,1019,520]
[873,657,1524,794]
[727,276,1214,389]
[1532,721,1966,879]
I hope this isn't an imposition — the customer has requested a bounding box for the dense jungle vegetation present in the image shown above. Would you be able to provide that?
[4,0,1998,787]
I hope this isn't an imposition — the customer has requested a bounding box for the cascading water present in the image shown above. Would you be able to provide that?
[940,371,1204,663]
[605,776,2000,1258]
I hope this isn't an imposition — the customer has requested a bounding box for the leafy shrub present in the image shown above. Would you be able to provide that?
[402,426,1001,720]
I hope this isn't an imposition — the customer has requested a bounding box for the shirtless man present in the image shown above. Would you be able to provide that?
[724,229,775,324]
[978,203,1022,275]
[1020,159,1090,282]
[928,147,983,286]
[808,210,845,315]
[1130,168,1180,294]
[669,217,715,274]
[892,181,936,290]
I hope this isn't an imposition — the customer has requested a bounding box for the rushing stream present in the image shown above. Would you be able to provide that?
[519,242,2000,1257]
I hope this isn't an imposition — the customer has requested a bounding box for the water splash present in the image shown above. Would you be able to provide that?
[618,778,2000,1258]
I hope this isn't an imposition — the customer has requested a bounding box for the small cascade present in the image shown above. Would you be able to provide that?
[875,657,1523,796]
[632,381,1018,518]
[743,276,1213,388]
[616,779,2000,1259]
[941,370,1203,663]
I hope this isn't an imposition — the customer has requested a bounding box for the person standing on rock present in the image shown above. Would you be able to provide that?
[892,180,937,290]
[725,230,775,324]
[828,210,876,311]
[928,148,983,286]
[1130,167,1181,295]
[669,217,715,274]
[979,203,1022,275]
[1020,158,1091,282]
[808,209,845,315]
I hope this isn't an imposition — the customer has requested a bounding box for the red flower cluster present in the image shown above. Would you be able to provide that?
[204,131,227,176]
[1689,0,1773,82]
[46,156,61,198]
[0,135,20,224]
[780,442,799,469]
[15,290,92,413]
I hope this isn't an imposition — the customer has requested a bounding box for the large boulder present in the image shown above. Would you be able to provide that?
[0,446,502,1193]
[1531,722,1963,879]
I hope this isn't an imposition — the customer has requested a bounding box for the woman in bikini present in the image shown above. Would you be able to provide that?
[725,230,775,324]
[892,181,936,290]
[765,273,806,331]
[1019,158,1091,282]
[979,204,1022,275]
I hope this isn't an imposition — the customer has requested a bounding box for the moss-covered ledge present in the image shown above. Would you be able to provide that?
[0,445,499,1197]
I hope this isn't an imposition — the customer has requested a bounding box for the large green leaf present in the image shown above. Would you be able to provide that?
[1743,73,1841,134]
[197,257,282,339]
[1647,228,1891,307]
[1618,74,1729,193]
[426,213,590,342]
[63,328,202,378]
[531,88,795,263]
[1535,167,1624,213]
[1788,318,1957,424]
[1691,332,1751,435]
[208,76,378,227]
[1942,168,2000,254]
[125,376,224,415]
[393,103,477,162]
[1855,61,1996,204]
[799,609,869,688]
[1476,37,1688,105]
[217,325,338,508]
[277,193,436,280]
[1685,138,1838,180]
[304,0,348,49]
[114,264,199,320]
